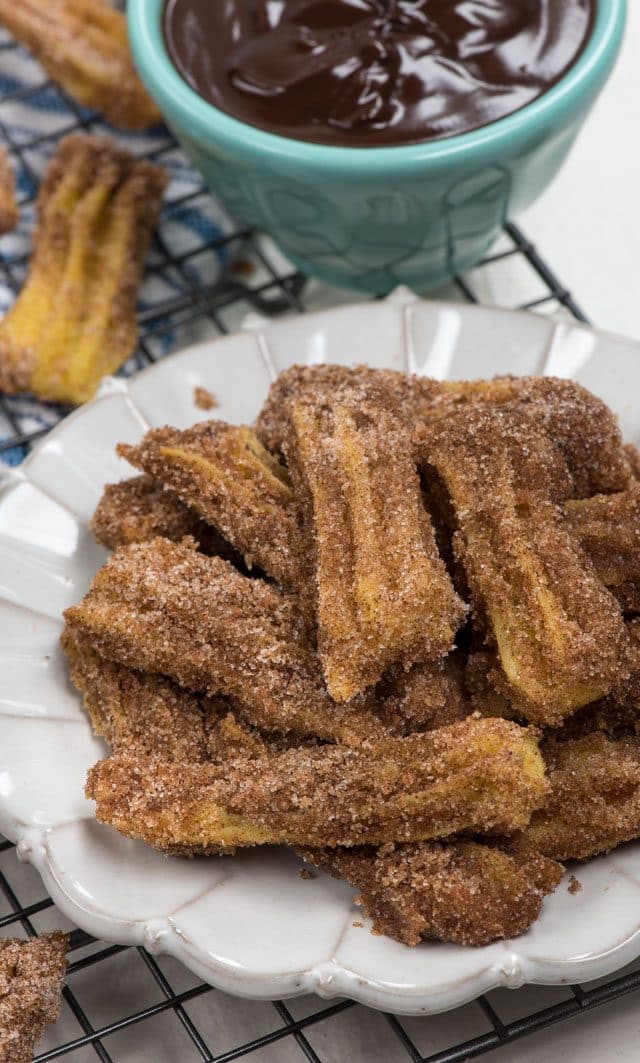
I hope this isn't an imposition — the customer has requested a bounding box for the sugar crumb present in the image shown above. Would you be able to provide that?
[193,386,218,411]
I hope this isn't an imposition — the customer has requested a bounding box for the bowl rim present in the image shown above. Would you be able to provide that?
[129,0,626,175]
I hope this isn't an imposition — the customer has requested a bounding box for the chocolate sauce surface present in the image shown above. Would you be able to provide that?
[163,0,595,147]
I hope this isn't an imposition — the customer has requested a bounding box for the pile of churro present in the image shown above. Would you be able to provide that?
[63,366,640,948]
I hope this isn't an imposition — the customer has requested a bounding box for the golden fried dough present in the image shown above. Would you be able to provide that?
[523,733,640,861]
[86,717,547,853]
[64,537,384,744]
[285,389,465,700]
[300,841,562,946]
[418,407,628,725]
[0,0,160,129]
[119,422,302,588]
[0,933,68,1063]
[0,134,167,405]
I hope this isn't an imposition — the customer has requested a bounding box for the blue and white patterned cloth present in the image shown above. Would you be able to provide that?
[0,26,231,464]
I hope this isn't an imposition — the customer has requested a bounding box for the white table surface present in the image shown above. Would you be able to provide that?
[11,14,640,1063]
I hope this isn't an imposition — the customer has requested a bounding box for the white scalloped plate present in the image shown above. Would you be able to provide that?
[2,289,640,1015]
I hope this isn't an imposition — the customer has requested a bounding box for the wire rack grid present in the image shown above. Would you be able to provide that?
[0,23,639,1063]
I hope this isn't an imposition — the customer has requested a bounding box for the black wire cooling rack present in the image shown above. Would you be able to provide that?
[1,23,639,1063]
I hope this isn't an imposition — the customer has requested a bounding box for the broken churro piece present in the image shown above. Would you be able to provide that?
[0,0,160,130]
[0,933,68,1063]
[63,627,211,762]
[64,537,383,744]
[285,390,465,701]
[523,733,640,861]
[301,842,563,946]
[86,717,547,852]
[0,148,17,235]
[419,407,628,725]
[0,134,167,405]
[119,422,303,588]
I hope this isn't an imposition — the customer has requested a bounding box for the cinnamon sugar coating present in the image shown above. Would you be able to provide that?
[434,376,630,497]
[86,717,547,853]
[64,537,384,744]
[90,476,202,550]
[376,655,470,735]
[612,583,640,615]
[255,363,438,454]
[90,474,245,565]
[284,389,465,701]
[418,406,628,725]
[624,443,640,481]
[119,422,303,588]
[522,733,640,861]
[300,842,562,947]
[0,933,68,1062]
[63,627,211,761]
[464,651,518,721]
[564,485,640,595]
[61,363,640,947]
[466,620,640,734]
[257,367,629,498]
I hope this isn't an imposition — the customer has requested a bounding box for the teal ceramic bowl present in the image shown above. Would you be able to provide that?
[129,1,626,295]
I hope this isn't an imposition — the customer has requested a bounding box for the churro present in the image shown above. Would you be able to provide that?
[0,0,160,130]
[0,134,167,405]
[64,537,384,744]
[285,388,465,700]
[257,367,629,497]
[523,733,640,861]
[434,375,630,497]
[119,422,303,588]
[0,933,68,1063]
[86,717,547,853]
[301,842,562,947]
[0,148,17,235]
[418,406,627,725]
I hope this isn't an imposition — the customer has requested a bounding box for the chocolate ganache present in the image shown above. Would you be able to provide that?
[163,0,595,147]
